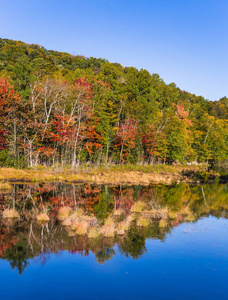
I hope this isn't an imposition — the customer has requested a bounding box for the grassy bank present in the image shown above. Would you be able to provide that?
[0,164,219,185]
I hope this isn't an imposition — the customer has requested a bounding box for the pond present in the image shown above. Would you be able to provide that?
[0,182,228,299]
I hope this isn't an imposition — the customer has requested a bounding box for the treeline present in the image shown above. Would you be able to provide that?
[0,38,227,168]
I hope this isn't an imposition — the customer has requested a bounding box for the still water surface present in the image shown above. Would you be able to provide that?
[0,183,228,299]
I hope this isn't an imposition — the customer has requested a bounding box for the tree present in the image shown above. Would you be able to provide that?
[115,119,139,162]
[142,125,167,163]
[0,77,22,163]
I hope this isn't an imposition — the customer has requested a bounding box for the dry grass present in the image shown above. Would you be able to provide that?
[62,208,85,226]
[2,209,19,219]
[100,218,116,238]
[88,227,100,239]
[81,215,97,226]
[126,215,135,223]
[62,217,72,226]
[70,208,85,218]
[104,216,115,225]
[113,208,124,217]
[108,163,202,174]
[0,164,205,185]
[0,168,57,182]
[71,219,80,230]
[156,208,168,219]
[76,221,89,235]
[141,209,158,219]
[37,213,50,221]
[57,206,72,220]
[130,201,146,213]
[117,220,131,235]
[136,216,151,227]
[64,209,98,232]
[68,230,75,237]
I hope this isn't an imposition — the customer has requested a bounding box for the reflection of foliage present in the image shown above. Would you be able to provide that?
[95,246,115,264]
[4,237,31,274]
[163,183,191,211]
[3,182,228,221]
[93,187,113,220]
[79,184,102,212]
[118,226,146,259]
[1,182,228,274]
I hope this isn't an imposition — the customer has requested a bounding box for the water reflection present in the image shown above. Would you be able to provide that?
[0,182,227,274]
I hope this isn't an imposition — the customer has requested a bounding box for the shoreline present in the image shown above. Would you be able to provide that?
[0,166,221,185]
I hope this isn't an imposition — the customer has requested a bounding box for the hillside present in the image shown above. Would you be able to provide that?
[0,38,227,168]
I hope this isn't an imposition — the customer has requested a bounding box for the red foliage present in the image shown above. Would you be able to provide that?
[142,124,158,156]
[73,77,94,101]
[0,78,22,151]
[173,103,192,126]
[0,129,8,150]
[115,119,139,160]
[83,118,103,154]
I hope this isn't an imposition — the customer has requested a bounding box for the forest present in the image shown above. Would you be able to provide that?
[0,38,228,168]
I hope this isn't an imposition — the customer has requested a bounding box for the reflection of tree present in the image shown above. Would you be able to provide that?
[2,182,228,220]
[4,237,31,274]
[118,227,146,259]
[95,246,115,264]
[137,225,169,241]
[93,187,113,220]
[163,183,189,210]
[1,181,228,273]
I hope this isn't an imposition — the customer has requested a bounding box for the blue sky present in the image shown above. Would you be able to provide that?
[1,0,228,100]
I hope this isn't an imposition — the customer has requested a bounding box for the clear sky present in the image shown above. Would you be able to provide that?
[1,0,228,100]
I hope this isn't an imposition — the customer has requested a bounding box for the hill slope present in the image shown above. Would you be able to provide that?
[0,38,227,168]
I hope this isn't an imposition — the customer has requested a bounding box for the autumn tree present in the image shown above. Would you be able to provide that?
[115,119,139,162]
[0,77,22,165]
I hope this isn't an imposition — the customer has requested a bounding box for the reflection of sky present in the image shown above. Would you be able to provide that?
[0,216,228,299]
[1,0,228,101]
